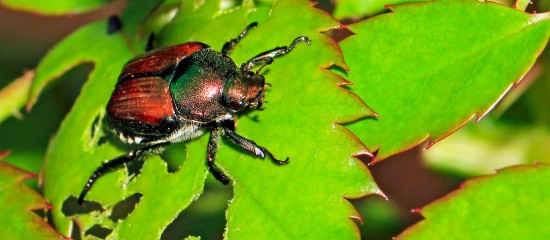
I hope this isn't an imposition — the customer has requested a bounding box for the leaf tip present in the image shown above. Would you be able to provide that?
[45,203,54,210]
[411,208,422,214]
[0,150,11,160]
[376,189,388,201]
[354,151,373,159]
[13,70,35,112]
[338,79,353,86]
[349,214,363,225]
[476,83,514,123]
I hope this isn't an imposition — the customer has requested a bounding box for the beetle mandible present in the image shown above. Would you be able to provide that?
[78,22,310,204]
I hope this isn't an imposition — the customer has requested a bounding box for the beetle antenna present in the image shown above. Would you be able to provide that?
[222,22,258,56]
[241,36,311,72]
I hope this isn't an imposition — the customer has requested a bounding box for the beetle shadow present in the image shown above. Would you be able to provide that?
[62,193,143,239]
[241,113,261,123]
[238,105,265,123]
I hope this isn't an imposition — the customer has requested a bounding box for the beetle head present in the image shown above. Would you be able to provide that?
[222,71,266,112]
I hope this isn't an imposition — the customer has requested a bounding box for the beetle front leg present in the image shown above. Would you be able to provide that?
[240,36,311,72]
[78,142,168,205]
[221,22,258,56]
[207,126,230,184]
[220,120,289,165]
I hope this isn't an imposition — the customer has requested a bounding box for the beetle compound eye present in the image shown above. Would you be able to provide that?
[222,78,247,112]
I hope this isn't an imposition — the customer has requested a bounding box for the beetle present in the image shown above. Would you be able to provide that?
[77,22,310,204]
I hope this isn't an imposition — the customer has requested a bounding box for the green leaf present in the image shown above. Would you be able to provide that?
[158,0,251,48]
[333,0,428,19]
[515,0,530,11]
[0,71,32,123]
[36,21,133,236]
[120,0,164,37]
[36,0,379,239]
[0,159,63,239]
[208,1,379,238]
[422,118,550,177]
[399,164,550,239]
[1,0,112,15]
[341,0,550,161]
[111,140,209,239]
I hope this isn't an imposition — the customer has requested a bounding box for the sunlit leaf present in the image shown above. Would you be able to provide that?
[399,164,550,239]
[36,21,133,236]
[333,0,428,19]
[1,0,112,15]
[422,118,550,177]
[0,71,32,123]
[36,0,379,238]
[217,0,379,238]
[0,160,64,239]
[341,0,550,161]
[515,0,530,11]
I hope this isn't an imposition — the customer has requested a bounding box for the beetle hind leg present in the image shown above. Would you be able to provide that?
[78,143,168,205]
[207,127,230,184]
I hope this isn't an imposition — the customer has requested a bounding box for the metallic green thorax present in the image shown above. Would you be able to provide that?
[169,49,238,123]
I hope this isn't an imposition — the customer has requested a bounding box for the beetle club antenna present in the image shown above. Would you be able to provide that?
[222,22,259,56]
[241,36,311,72]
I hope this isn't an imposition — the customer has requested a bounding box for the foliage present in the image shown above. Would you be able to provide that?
[0,0,549,239]
[399,164,550,239]
[0,153,63,239]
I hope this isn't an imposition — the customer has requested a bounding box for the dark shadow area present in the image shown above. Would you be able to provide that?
[62,196,103,216]
[70,221,82,240]
[85,224,113,239]
[354,147,460,239]
[109,193,143,222]
[161,141,187,173]
[161,183,231,240]
[90,114,101,140]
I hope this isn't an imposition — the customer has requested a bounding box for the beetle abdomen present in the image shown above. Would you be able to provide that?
[107,76,178,138]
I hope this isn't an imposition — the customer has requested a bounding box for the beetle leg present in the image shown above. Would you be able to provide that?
[107,15,122,35]
[78,142,168,205]
[207,126,230,184]
[222,22,258,56]
[145,32,155,51]
[220,120,289,165]
[241,36,311,72]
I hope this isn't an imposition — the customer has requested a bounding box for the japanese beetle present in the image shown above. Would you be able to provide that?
[78,22,310,204]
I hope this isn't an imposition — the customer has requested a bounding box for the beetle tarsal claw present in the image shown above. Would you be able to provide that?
[272,157,290,166]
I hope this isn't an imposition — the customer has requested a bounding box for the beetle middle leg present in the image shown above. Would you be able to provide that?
[78,142,168,205]
[220,119,289,165]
